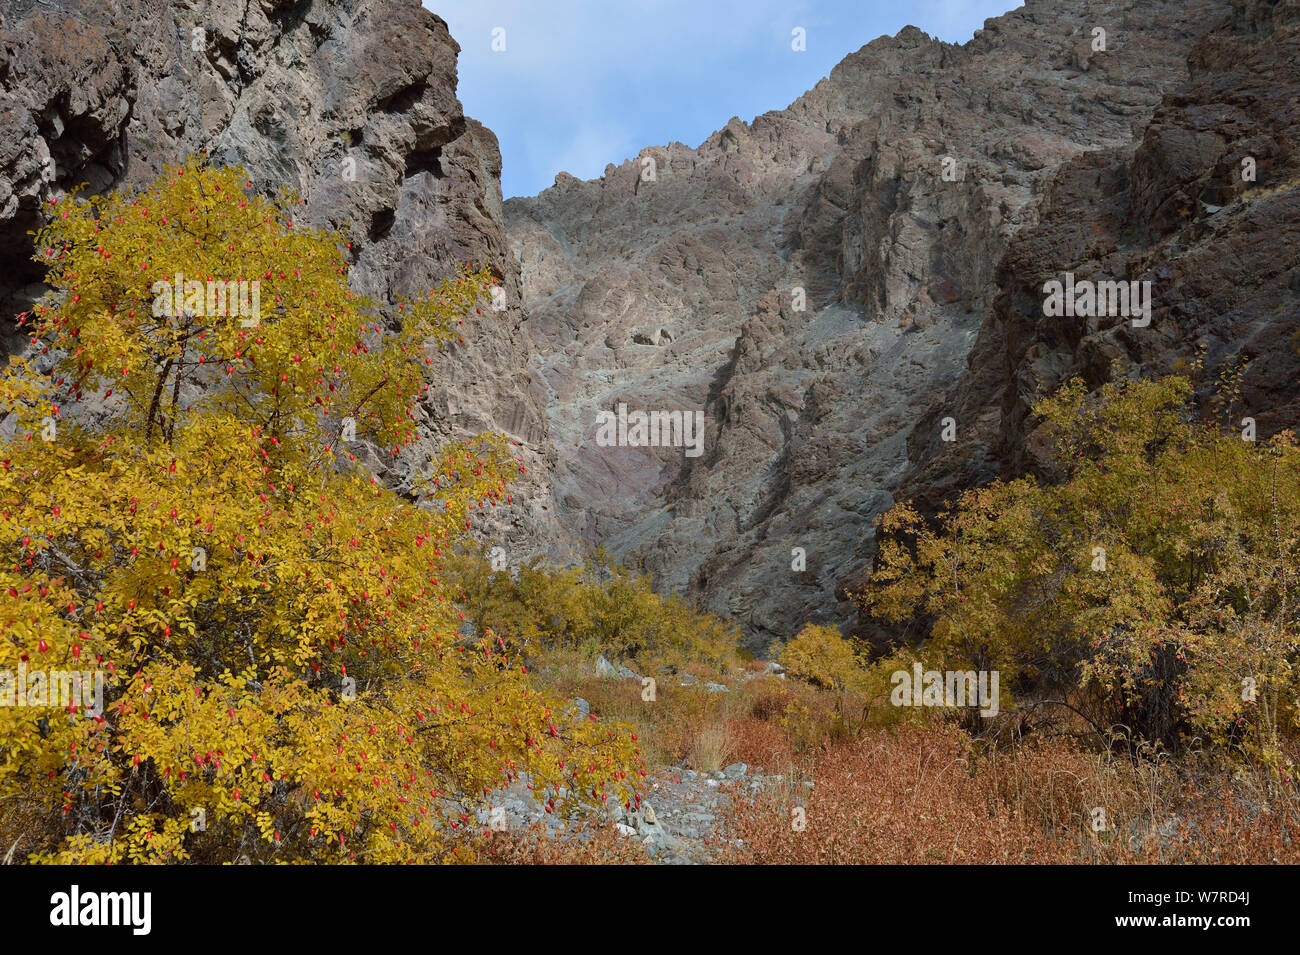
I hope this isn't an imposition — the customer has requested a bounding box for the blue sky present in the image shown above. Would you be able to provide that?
[429,1,1020,199]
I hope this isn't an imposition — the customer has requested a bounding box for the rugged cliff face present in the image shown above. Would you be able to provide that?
[879,0,1300,650]
[898,0,1300,521]
[0,0,559,553]
[505,0,1231,652]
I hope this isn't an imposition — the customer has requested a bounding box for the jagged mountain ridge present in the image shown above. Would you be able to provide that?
[505,0,1232,651]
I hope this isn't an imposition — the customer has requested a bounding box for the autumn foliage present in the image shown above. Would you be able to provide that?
[862,373,1300,776]
[0,159,643,863]
[450,550,742,673]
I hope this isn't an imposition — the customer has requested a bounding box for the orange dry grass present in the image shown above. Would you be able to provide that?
[723,722,1072,864]
[476,822,648,865]
[727,716,796,771]
[721,723,1300,864]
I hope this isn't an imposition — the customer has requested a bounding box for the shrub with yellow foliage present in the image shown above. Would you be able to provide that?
[777,624,863,692]
[863,373,1300,778]
[0,159,643,863]
[450,550,741,674]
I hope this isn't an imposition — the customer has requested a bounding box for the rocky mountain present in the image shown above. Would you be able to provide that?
[505,0,1238,652]
[4,0,1293,658]
[896,0,1300,536]
[0,0,558,554]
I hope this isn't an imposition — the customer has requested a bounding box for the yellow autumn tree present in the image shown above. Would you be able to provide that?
[449,549,741,672]
[862,374,1300,778]
[0,158,644,864]
[778,624,863,693]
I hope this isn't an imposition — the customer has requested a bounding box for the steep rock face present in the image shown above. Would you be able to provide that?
[892,0,1300,596]
[506,0,1227,652]
[0,0,559,553]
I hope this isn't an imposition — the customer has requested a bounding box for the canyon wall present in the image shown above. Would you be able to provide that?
[5,0,1294,655]
[506,0,1235,651]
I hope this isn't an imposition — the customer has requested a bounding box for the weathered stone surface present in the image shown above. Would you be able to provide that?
[506,0,1228,652]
